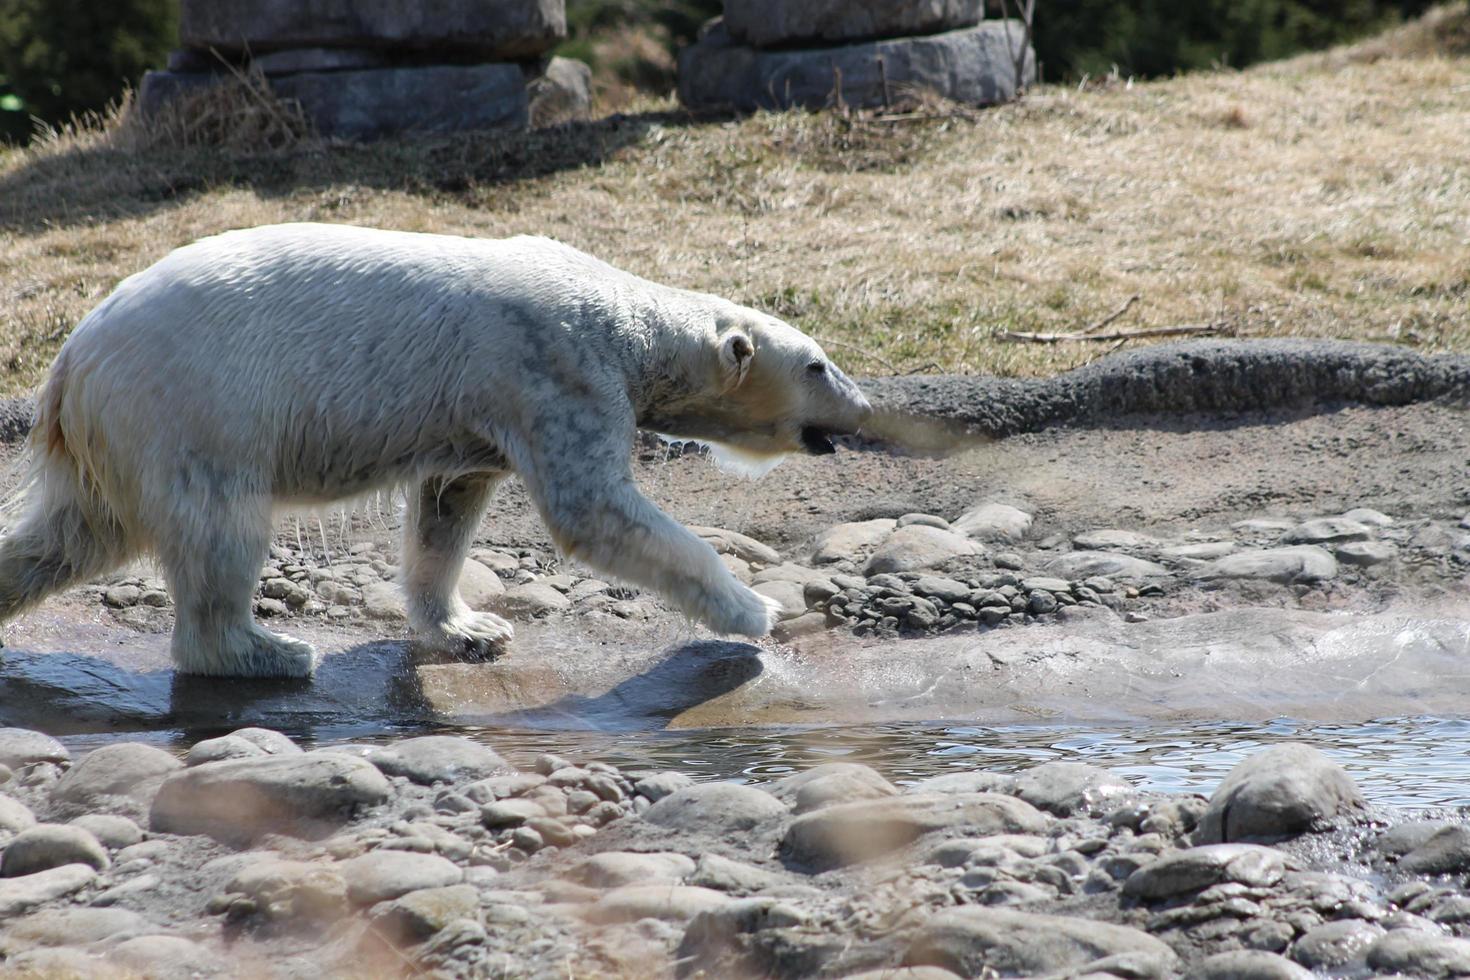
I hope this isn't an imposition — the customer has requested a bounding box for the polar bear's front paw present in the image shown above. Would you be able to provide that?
[702,583,781,638]
[414,612,515,661]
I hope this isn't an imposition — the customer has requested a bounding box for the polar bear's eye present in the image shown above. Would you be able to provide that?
[807,361,826,375]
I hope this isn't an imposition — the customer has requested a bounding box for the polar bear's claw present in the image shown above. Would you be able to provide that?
[414,612,515,661]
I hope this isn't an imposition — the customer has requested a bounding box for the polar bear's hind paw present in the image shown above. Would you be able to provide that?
[415,612,515,661]
[703,584,781,638]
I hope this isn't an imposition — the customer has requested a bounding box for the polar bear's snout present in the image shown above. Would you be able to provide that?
[796,357,872,454]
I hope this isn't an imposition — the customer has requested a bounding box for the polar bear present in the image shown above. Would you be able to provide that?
[0,223,870,678]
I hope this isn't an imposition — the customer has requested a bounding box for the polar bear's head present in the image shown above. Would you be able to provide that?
[645,305,872,474]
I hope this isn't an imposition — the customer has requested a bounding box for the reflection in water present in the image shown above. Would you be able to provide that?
[58,715,1470,810]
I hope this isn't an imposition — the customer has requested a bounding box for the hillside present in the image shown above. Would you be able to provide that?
[0,6,1466,395]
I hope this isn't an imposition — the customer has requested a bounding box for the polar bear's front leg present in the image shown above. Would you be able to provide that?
[402,472,514,658]
[511,407,780,638]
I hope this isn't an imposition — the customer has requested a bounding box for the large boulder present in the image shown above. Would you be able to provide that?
[51,743,182,820]
[679,22,1034,114]
[1195,743,1365,844]
[179,0,565,59]
[864,524,980,575]
[725,0,984,49]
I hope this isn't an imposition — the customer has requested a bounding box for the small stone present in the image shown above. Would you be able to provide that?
[772,611,830,641]
[952,503,1033,543]
[187,727,301,766]
[585,884,731,924]
[340,850,463,905]
[897,513,950,530]
[906,907,1177,977]
[367,736,507,786]
[481,798,545,828]
[1,824,109,876]
[913,576,971,603]
[1399,824,1470,875]
[1187,950,1314,979]
[68,814,143,850]
[0,728,69,770]
[691,526,781,566]
[771,763,899,814]
[1279,517,1372,544]
[781,793,1046,871]
[753,580,807,621]
[811,519,897,565]
[688,853,792,894]
[371,884,479,944]
[643,784,787,836]
[1195,743,1365,844]
[457,559,507,609]
[150,753,392,843]
[0,796,37,834]
[1011,762,1133,818]
[104,584,142,607]
[52,743,183,819]
[1123,844,1289,901]
[226,858,348,922]
[4,906,151,947]
[1197,546,1338,584]
[993,552,1024,570]
[1366,930,1470,978]
[865,525,980,575]
[1291,918,1385,971]
[493,582,571,619]
[1025,590,1058,615]
[634,772,694,803]
[361,581,407,620]
[1019,576,1071,594]
[1047,551,1170,579]
[529,55,592,127]
[0,864,97,917]
[571,851,695,888]
[1333,540,1397,565]
[111,935,224,977]
[1164,541,1238,560]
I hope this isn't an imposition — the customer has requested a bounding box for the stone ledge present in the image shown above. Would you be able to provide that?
[725,0,984,49]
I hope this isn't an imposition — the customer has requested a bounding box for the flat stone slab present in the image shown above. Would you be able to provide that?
[179,0,564,59]
[725,0,984,49]
[139,63,529,140]
[679,22,1033,113]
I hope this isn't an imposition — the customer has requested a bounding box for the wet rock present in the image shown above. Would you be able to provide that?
[570,851,695,888]
[585,884,731,924]
[753,580,808,621]
[692,526,781,566]
[111,935,224,977]
[0,796,36,834]
[780,793,1046,871]
[187,727,302,765]
[952,503,1033,543]
[1366,929,1470,978]
[643,783,787,836]
[52,742,183,819]
[1195,743,1365,843]
[224,859,348,922]
[1279,517,1371,544]
[811,519,897,565]
[1011,762,1133,818]
[771,763,899,813]
[1376,819,1452,858]
[367,736,507,786]
[1290,918,1385,971]
[341,850,463,905]
[150,753,392,843]
[0,728,69,770]
[1186,949,1314,979]
[1,824,109,876]
[1399,824,1470,875]
[725,0,981,47]
[371,883,479,944]
[1123,844,1288,901]
[866,525,980,575]
[1047,551,1169,579]
[633,772,695,803]
[906,907,1177,977]
[493,582,571,619]
[772,611,830,641]
[1197,545,1338,583]
[910,771,1015,795]
[689,852,793,894]
[0,864,97,916]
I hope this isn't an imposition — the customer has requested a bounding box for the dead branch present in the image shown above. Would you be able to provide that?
[1081,294,1141,334]
[997,322,1230,344]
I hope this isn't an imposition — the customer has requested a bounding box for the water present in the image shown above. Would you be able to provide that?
[428,715,1470,810]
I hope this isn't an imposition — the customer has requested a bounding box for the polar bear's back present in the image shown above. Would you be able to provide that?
[49,224,653,500]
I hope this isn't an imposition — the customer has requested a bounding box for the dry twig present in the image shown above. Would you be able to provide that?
[998,322,1230,344]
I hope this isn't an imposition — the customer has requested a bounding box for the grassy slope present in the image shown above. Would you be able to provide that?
[0,8,1466,395]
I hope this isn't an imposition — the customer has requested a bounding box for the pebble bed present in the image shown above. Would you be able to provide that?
[0,726,1468,977]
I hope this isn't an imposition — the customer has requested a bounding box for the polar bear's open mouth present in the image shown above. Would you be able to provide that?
[800,426,841,455]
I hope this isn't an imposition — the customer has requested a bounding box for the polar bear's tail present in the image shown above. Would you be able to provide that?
[0,351,133,622]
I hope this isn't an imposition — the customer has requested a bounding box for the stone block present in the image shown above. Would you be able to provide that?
[180,0,565,59]
[726,0,983,49]
[679,21,1033,113]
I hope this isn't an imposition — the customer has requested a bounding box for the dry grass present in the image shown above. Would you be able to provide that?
[1,6,1467,395]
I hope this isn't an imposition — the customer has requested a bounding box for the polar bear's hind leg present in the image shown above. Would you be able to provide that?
[403,472,514,658]
[0,491,133,623]
[157,485,316,678]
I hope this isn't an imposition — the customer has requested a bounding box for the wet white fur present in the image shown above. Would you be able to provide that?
[0,223,870,678]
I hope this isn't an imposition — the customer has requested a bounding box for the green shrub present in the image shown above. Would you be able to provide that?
[0,0,177,133]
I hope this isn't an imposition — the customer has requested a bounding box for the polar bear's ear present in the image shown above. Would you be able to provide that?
[718,330,755,391]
